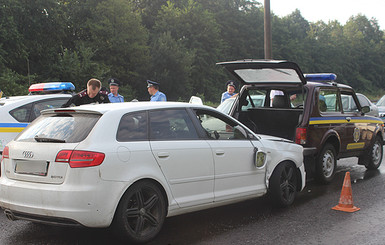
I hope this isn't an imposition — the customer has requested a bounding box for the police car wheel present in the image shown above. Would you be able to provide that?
[269,161,297,207]
[315,143,336,184]
[112,180,167,243]
[364,136,383,170]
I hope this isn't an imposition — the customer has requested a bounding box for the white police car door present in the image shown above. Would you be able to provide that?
[149,109,214,208]
[193,109,266,202]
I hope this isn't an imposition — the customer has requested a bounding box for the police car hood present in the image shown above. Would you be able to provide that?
[217,59,307,86]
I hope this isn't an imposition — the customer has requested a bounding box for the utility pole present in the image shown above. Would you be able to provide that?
[264,0,272,59]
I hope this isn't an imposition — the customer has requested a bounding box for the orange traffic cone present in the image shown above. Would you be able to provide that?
[332,172,360,212]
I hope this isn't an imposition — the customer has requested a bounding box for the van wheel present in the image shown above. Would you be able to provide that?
[112,181,166,243]
[363,136,383,170]
[315,143,336,184]
[269,162,297,207]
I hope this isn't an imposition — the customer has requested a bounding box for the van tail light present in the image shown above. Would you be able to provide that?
[55,150,105,168]
[295,128,307,144]
[2,146,9,161]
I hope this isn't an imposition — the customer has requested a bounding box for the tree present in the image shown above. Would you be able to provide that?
[86,0,150,98]
[152,0,225,101]
[149,31,195,100]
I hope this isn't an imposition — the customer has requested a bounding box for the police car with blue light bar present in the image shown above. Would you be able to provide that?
[218,60,384,184]
[0,82,74,152]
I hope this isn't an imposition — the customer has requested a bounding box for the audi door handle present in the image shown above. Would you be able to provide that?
[215,150,225,156]
[157,152,170,158]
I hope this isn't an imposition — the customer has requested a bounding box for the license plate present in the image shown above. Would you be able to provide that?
[15,160,49,176]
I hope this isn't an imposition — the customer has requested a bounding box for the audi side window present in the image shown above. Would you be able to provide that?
[117,111,147,142]
[149,109,199,140]
[195,109,248,140]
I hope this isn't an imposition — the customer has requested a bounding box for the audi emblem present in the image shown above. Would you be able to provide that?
[22,151,34,158]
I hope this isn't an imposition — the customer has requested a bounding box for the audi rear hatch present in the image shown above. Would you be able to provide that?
[3,110,102,184]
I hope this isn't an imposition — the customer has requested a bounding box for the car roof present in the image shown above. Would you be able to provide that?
[0,94,71,107]
[42,101,216,115]
[305,81,353,90]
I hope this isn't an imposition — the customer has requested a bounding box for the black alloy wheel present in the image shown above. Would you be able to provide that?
[269,162,298,207]
[112,180,166,243]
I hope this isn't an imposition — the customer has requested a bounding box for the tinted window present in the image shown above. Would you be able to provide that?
[31,98,70,121]
[9,98,70,123]
[149,109,198,140]
[10,103,32,122]
[117,111,147,141]
[16,113,101,143]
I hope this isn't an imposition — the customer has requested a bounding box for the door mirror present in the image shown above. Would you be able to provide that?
[254,149,267,169]
[361,105,370,114]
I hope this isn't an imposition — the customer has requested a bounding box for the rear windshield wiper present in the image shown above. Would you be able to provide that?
[34,135,66,143]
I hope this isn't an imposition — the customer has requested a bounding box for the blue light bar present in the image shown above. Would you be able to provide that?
[304,73,337,81]
[29,82,75,92]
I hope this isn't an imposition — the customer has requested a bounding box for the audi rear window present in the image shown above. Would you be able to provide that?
[15,113,101,143]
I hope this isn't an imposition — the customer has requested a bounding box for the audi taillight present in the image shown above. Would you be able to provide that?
[2,146,9,161]
[55,150,105,168]
[295,128,307,144]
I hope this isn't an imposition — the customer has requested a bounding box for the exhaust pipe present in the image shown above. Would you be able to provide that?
[4,209,17,221]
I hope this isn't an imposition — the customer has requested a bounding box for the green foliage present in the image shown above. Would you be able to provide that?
[149,31,195,101]
[0,68,32,96]
[50,45,110,90]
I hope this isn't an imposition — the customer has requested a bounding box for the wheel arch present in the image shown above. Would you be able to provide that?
[113,178,170,221]
[268,160,303,192]
[376,131,384,144]
[320,134,340,155]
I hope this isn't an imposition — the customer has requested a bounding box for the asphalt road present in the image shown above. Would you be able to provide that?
[1,155,385,245]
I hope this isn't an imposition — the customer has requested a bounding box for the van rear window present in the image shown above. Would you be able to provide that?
[16,113,101,143]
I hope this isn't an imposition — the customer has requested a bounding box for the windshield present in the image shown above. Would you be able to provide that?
[376,96,385,106]
[16,113,101,143]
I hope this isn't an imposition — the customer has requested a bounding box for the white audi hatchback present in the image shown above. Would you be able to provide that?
[0,102,305,243]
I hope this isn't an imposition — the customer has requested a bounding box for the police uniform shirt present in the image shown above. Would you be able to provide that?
[62,89,110,107]
[221,91,235,103]
[108,93,124,103]
[150,91,167,102]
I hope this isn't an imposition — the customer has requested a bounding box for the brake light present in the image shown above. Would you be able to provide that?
[55,150,105,168]
[2,146,9,161]
[295,128,307,144]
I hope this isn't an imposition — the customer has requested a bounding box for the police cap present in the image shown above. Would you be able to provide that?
[226,80,237,89]
[108,78,120,87]
[147,80,160,88]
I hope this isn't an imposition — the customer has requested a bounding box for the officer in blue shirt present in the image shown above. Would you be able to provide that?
[147,80,167,102]
[221,80,238,103]
[108,78,124,103]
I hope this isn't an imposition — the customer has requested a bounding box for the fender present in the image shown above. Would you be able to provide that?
[319,129,341,154]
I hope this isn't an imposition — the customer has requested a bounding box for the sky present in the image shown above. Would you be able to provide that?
[270,0,385,29]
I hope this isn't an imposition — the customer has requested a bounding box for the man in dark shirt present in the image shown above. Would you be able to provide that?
[62,78,110,107]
